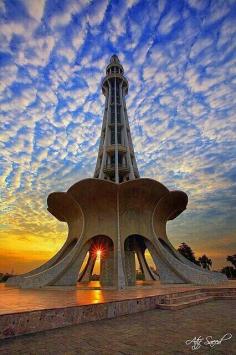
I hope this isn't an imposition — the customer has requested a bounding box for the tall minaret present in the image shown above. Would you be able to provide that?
[94,55,140,183]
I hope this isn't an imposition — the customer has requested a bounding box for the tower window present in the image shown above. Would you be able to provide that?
[111,106,115,124]
[111,153,115,165]
[111,80,115,103]
[117,126,122,144]
[111,126,115,144]
[118,152,123,165]
[117,106,121,123]
[116,91,120,103]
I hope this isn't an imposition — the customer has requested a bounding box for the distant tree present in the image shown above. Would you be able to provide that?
[221,266,236,279]
[177,242,200,265]
[198,255,212,270]
[0,273,13,283]
[227,254,236,268]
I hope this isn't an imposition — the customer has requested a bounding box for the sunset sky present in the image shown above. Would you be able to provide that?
[0,0,235,274]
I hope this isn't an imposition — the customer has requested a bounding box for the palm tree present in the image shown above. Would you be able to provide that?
[198,254,212,270]
[222,266,236,279]
[177,242,200,265]
[227,255,236,268]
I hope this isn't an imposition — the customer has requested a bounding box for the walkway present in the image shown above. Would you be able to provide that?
[0,300,235,354]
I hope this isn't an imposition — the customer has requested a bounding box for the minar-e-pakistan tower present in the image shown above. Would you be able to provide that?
[7,55,226,289]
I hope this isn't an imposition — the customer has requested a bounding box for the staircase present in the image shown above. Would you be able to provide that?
[157,287,236,310]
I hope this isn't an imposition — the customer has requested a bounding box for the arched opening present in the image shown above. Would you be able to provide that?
[124,235,159,286]
[78,235,114,288]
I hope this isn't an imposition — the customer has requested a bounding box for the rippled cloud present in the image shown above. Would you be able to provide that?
[0,0,236,272]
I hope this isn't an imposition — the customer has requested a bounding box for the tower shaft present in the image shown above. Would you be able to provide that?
[94,55,139,183]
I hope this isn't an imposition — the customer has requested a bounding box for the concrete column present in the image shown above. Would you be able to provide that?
[145,239,184,284]
[53,241,92,286]
[135,246,153,281]
[125,250,136,285]
[114,77,119,183]
[114,190,127,289]
[120,85,135,180]
[79,253,96,282]
[123,99,139,177]
[99,83,111,179]
[94,91,108,178]
[100,251,114,286]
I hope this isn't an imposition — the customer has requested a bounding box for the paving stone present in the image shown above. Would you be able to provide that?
[0,300,235,354]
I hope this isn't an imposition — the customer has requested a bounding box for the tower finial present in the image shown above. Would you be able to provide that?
[110,54,120,64]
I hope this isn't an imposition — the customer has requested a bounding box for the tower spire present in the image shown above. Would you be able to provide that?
[94,55,140,183]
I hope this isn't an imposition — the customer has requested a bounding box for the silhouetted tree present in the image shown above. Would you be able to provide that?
[0,273,13,282]
[177,242,200,265]
[198,255,212,270]
[227,254,236,268]
[221,266,236,278]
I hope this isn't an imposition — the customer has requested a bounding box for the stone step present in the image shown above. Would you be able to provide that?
[161,292,207,304]
[213,295,236,300]
[157,296,213,310]
[203,288,236,294]
[205,290,236,296]
[163,289,204,298]
[158,291,201,303]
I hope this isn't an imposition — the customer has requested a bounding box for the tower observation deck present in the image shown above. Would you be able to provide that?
[94,55,140,183]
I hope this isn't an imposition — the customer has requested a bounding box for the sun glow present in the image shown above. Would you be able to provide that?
[96,249,102,258]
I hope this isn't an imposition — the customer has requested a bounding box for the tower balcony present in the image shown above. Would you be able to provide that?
[102,74,128,95]
[106,144,127,154]
[99,144,127,156]
[103,164,130,176]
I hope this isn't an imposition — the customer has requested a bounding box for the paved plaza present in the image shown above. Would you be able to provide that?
[0,281,202,314]
[0,300,235,355]
[1,281,235,315]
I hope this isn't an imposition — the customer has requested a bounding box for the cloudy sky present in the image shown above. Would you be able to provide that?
[0,0,235,274]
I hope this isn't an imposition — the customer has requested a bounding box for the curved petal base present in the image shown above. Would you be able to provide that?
[7,178,227,289]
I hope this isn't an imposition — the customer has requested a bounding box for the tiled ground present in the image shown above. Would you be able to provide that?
[0,300,235,355]
[1,281,234,315]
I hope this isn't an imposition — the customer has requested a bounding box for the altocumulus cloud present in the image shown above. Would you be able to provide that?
[0,0,236,272]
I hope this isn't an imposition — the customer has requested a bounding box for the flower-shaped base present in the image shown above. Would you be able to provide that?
[7,178,227,289]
